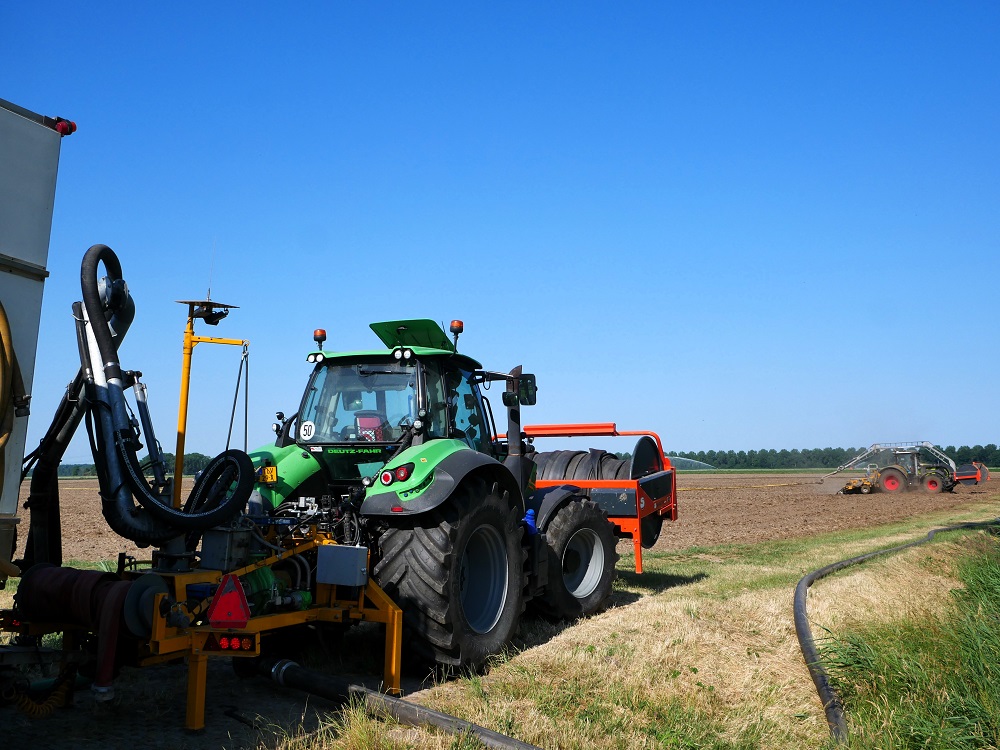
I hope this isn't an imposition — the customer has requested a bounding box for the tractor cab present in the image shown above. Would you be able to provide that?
[291,320,500,490]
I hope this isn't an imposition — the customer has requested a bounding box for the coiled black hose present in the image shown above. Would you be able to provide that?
[531,446,665,547]
[794,516,1000,744]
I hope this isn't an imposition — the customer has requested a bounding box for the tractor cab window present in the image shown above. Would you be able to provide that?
[417,360,448,440]
[417,361,486,448]
[298,361,417,443]
[445,368,490,453]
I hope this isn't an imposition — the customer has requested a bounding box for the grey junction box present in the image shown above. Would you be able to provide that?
[316,544,369,587]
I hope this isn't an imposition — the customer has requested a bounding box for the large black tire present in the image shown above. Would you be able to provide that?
[534,499,618,620]
[372,477,524,670]
[922,473,945,493]
[879,467,907,494]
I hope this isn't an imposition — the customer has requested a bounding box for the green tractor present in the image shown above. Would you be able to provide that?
[250,319,622,669]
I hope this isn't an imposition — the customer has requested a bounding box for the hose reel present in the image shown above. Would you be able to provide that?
[532,435,666,547]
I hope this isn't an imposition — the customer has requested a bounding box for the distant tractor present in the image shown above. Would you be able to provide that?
[826,442,990,495]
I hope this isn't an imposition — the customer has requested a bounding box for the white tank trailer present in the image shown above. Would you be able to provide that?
[0,98,74,581]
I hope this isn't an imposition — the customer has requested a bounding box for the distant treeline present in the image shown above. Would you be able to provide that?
[52,453,216,478]
[48,444,1000,477]
[669,445,1000,470]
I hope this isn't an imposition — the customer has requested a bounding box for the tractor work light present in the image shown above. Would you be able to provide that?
[306,352,326,363]
[392,348,413,361]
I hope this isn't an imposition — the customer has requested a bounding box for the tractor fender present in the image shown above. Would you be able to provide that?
[525,484,583,532]
[361,447,522,517]
[249,443,320,510]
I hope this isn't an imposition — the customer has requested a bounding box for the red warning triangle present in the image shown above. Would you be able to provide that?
[206,574,251,629]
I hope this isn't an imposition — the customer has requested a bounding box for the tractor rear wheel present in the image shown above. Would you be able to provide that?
[879,467,907,493]
[372,477,524,670]
[922,473,944,493]
[534,499,618,620]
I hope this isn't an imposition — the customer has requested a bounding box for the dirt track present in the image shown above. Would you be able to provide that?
[5,473,996,749]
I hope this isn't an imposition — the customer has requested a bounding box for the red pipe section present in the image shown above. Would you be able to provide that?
[16,565,132,692]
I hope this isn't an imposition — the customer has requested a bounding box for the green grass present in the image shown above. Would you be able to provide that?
[821,532,1000,749]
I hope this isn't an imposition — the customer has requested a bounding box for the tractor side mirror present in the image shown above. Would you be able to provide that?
[518,374,537,406]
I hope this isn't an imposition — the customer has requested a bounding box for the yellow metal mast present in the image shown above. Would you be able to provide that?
[173,300,245,508]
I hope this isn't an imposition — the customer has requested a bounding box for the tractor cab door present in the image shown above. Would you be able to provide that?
[444,366,494,456]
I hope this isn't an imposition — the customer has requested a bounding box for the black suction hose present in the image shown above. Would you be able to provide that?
[794,516,1000,744]
[79,244,252,544]
[259,658,541,750]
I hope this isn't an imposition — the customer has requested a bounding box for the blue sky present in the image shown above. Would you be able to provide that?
[3,3,998,462]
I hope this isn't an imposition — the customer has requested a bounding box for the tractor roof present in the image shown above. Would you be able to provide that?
[307,319,482,369]
[370,319,453,351]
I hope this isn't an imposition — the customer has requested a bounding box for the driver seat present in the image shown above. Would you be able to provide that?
[355,410,386,441]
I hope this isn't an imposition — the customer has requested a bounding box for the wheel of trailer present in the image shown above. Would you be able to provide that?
[922,473,944,493]
[372,477,524,671]
[640,513,664,548]
[879,467,906,493]
[534,499,618,620]
[860,484,871,494]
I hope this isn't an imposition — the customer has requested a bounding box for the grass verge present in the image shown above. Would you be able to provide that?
[820,531,1000,750]
[259,498,1000,749]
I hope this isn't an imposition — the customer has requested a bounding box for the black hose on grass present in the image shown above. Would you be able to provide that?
[794,516,1000,744]
[258,657,541,750]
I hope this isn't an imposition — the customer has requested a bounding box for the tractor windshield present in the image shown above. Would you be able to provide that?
[298,361,423,443]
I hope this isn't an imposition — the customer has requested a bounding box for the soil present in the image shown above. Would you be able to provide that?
[3,473,995,749]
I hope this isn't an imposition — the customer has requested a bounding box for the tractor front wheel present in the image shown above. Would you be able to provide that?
[372,477,524,671]
[922,473,944,493]
[534,499,618,620]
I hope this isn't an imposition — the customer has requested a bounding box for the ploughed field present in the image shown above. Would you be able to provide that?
[652,471,991,550]
[15,472,989,563]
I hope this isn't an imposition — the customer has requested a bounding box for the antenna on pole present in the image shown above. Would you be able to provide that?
[207,237,217,300]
